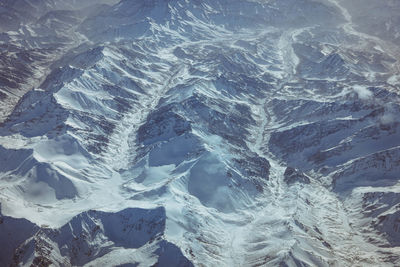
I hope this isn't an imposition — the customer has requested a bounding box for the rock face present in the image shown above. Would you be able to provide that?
[0,0,399,266]
[283,167,311,185]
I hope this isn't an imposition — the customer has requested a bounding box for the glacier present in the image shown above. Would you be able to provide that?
[0,0,400,266]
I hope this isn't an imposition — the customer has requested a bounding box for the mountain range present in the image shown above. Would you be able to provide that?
[0,0,399,266]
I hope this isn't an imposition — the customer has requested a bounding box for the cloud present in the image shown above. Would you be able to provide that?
[353,85,373,100]
[380,112,395,125]
[380,103,398,125]
[351,85,398,125]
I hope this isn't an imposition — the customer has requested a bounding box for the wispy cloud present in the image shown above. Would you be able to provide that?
[353,85,373,100]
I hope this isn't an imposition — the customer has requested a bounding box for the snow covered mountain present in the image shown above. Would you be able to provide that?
[0,0,399,266]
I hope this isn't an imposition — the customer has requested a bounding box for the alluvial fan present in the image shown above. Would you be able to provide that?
[0,0,400,266]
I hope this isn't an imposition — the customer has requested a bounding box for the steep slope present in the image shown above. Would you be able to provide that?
[0,0,118,122]
[0,0,399,266]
